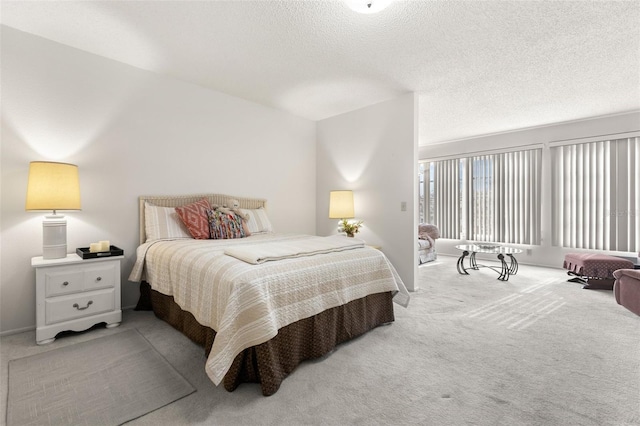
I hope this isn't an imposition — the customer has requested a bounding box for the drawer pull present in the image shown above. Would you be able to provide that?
[73,301,93,311]
[96,277,102,282]
[62,281,69,286]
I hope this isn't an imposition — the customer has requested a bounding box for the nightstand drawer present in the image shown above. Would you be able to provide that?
[83,264,117,291]
[44,264,116,297]
[45,288,115,325]
[45,269,84,297]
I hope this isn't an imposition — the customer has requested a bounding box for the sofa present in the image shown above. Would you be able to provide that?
[418,223,439,264]
[613,267,640,316]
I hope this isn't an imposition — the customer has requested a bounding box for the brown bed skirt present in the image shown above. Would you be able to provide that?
[138,282,395,396]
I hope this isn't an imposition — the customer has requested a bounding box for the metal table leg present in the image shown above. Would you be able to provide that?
[507,254,519,275]
[470,252,479,270]
[457,250,470,275]
[497,253,509,281]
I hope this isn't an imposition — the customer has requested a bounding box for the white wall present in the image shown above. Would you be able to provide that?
[316,94,418,291]
[419,111,640,268]
[0,27,317,334]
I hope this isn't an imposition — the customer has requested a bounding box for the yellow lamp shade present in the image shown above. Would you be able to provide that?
[26,162,81,211]
[329,190,354,219]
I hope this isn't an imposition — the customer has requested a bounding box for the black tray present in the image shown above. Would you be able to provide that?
[77,245,124,259]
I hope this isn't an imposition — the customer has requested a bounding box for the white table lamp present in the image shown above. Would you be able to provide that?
[26,161,81,259]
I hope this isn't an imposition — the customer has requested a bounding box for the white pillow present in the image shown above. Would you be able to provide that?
[145,202,192,242]
[240,208,273,234]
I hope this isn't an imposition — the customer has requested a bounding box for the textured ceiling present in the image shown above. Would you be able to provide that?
[2,0,639,145]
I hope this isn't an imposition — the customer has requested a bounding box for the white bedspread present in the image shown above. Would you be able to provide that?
[128,233,409,386]
[224,235,364,264]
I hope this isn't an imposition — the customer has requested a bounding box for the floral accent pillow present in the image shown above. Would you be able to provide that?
[207,209,247,239]
[175,198,212,239]
[218,206,251,237]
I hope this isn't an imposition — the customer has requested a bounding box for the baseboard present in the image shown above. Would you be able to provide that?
[1,305,139,337]
[0,325,35,337]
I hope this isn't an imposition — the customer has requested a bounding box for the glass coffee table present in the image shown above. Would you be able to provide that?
[455,243,523,281]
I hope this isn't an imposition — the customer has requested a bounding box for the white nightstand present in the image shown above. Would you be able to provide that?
[32,254,123,345]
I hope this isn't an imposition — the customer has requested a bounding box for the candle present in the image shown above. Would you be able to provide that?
[89,243,101,253]
[99,240,110,252]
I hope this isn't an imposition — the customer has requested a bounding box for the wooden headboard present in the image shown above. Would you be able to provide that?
[138,193,267,244]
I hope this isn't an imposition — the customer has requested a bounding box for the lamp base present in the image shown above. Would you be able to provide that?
[43,215,67,259]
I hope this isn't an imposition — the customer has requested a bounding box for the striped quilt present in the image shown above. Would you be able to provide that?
[129,233,409,386]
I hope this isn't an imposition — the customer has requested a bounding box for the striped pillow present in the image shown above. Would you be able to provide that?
[144,202,192,242]
[240,208,273,234]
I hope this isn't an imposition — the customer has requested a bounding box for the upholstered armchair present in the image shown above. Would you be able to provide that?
[613,267,640,316]
[418,224,440,264]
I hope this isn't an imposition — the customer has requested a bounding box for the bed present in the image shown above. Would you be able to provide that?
[129,193,409,395]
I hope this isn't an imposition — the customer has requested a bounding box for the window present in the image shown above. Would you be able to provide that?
[420,148,542,245]
[419,158,462,239]
[551,137,639,251]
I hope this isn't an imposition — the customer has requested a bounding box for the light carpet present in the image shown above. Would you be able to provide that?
[6,329,195,425]
[2,256,638,425]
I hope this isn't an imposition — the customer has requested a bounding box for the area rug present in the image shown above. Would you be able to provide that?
[6,329,195,425]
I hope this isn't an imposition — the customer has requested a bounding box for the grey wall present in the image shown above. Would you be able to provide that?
[316,94,419,291]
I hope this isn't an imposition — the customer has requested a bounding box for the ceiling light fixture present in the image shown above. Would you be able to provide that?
[345,0,393,14]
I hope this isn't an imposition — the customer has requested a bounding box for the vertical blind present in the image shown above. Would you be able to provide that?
[429,158,462,239]
[421,148,542,244]
[551,137,639,251]
[466,149,542,244]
